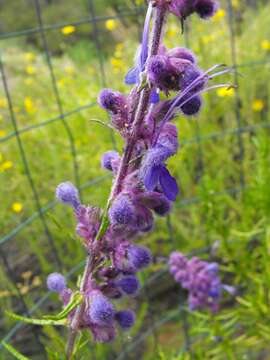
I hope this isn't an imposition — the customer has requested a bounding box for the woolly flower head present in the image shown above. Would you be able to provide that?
[115,310,136,330]
[98,89,126,114]
[47,272,66,293]
[127,245,152,270]
[101,150,120,172]
[117,275,140,296]
[88,291,115,325]
[109,194,135,226]
[56,182,80,209]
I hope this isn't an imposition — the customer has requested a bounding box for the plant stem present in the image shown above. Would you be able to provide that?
[65,7,166,359]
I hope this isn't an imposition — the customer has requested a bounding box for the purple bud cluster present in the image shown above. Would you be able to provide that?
[48,0,232,349]
[169,252,235,312]
[153,0,218,20]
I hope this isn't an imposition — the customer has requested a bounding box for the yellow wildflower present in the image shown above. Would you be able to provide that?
[57,78,66,88]
[1,161,13,170]
[24,52,36,62]
[167,25,178,38]
[105,19,117,31]
[212,9,226,21]
[232,0,239,8]
[202,34,215,45]
[61,25,76,35]
[64,65,75,75]
[261,40,270,51]
[12,202,23,213]
[217,87,235,97]
[252,99,264,112]
[0,98,7,109]
[24,97,36,114]
[110,57,124,68]
[22,271,32,280]
[32,276,42,287]
[20,286,30,295]
[115,43,124,52]
[0,130,6,137]
[24,78,33,86]
[25,65,36,75]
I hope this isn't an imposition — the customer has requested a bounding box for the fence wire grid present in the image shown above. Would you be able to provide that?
[0,0,270,358]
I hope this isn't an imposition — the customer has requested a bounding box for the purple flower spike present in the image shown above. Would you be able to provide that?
[101,150,120,171]
[117,275,140,295]
[194,0,218,19]
[115,310,136,330]
[109,194,135,226]
[127,245,152,270]
[56,182,80,209]
[89,291,115,325]
[47,272,66,293]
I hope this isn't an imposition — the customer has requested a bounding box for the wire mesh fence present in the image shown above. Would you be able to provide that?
[0,0,270,358]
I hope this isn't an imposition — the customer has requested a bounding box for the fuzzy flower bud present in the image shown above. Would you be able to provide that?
[115,310,136,330]
[88,291,115,325]
[194,0,218,19]
[181,95,202,116]
[98,89,126,114]
[47,272,66,293]
[101,150,120,172]
[117,275,140,296]
[127,245,152,270]
[168,47,197,64]
[109,194,135,226]
[56,182,80,209]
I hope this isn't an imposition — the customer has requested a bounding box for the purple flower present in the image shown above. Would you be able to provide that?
[140,145,179,201]
[56,182,80,209]
[133,205,154,232]
[115,310,136,330]
[194,0,218,19]
[98,89,126,114]
[109,194,135,226]
[127,245,152,270]
[88,291,115,325]
[125,3,152,85]
[168,47,197,64]
[91,324,116,343]
[137,191,172,216]
[117,275,140,295]
[101,151,120,172]
[47,273,66,293]
[180,95,202,115]
[169,252,226,312]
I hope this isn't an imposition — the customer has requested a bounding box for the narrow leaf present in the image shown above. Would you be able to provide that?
[43,292,83,320]
[6,311,67,326]
[2,342,30,360]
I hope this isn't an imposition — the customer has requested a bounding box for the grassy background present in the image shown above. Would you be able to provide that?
[1,0,270,358]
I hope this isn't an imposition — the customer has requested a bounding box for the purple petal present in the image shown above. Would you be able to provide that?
[159,166,179,201]
[144,165,161,191]
[139,3,152,71]
[125,67,139,85]
[150,89,160,104]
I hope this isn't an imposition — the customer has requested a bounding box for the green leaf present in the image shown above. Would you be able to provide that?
[43,292,83,321]
[6,311,67,326]
[2,342,30,360]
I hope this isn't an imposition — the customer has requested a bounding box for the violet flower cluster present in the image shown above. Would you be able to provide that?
[169,252,236,312]
[44,0,231,355]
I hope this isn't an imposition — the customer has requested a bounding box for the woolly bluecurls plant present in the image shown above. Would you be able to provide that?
[6,1,235,358]
[169,252,236,312]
